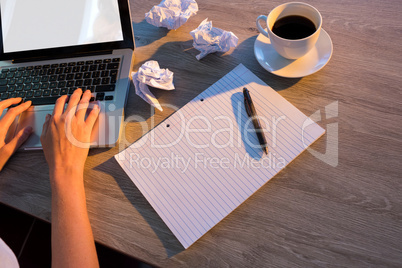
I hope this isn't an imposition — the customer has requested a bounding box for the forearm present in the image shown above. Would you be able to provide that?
[51,172,99,268]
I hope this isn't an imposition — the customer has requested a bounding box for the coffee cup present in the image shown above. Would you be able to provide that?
[256,2,322,59]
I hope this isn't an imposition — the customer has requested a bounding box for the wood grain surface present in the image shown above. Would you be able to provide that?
[1,0,402,267]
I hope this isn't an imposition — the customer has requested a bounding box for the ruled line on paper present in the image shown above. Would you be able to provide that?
[115,64,325,248]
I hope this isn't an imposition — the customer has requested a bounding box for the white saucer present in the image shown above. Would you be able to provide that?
[254,29,333,78]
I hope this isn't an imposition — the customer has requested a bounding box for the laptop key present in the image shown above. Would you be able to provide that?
[51,89,60,96]
[49,82,58,88]
[107,63,119,69]
[25,96,59,106]
[32,83,41,90]
[93,78,101,85]
[96,92,105,100]
[95,85,115,92]
[75,80,83,87]
[17,92,25,98]
[26,91,34,98]
[101,77,110,84]
[34,90,42,97]
[43,89,51,96]
[0,86,7,92]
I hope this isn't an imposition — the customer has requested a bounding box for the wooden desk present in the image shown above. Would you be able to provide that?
[1,0,402,267]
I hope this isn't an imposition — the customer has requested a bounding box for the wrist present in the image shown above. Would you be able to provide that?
[49,166,85,190]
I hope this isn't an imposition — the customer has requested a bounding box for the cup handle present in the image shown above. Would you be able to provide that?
[256,15,269,38]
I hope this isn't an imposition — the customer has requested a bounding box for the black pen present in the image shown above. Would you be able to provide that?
[243,87,268,154]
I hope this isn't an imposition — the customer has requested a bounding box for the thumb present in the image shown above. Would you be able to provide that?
[0,126,32,171]
[5,126,33,155]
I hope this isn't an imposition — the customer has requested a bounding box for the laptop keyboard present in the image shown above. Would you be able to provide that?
[0,57,121,105]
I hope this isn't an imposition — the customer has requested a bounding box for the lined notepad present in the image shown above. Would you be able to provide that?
[115,64,325,248]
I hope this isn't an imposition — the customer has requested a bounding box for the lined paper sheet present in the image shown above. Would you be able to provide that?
[115,64,325,248]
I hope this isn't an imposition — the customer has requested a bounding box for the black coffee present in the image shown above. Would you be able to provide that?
[272,15,316,40]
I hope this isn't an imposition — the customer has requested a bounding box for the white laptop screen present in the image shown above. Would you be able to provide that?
[1,0,124,53]
[0,0,133,60]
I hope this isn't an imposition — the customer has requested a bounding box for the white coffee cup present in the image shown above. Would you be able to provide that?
[256,2,322,59]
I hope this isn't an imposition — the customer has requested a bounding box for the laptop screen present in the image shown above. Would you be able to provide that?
[0,0,134,60]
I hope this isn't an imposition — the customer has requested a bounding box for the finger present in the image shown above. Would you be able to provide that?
[0,100,32,130]
[4,126,33,156]
[76,90,92,122]
[0,98,23,115]
[52,95,68,117]
[40,114,51,142]
[64,88,82,117]
[85,102,100,129]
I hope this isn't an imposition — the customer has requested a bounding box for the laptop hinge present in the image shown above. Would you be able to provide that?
[12,50,113,64]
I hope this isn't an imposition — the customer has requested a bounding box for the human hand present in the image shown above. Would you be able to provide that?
[40,89,100,184]
[0,98,33,171]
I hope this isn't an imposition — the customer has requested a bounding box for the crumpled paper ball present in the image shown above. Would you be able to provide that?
[132,60,175,111]
[145,0,198,30]
[190,18,238,60]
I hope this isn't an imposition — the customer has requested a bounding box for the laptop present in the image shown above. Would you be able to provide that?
[0,0,135,149]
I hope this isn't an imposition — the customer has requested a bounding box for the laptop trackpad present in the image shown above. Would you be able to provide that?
[17,109,52,150]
